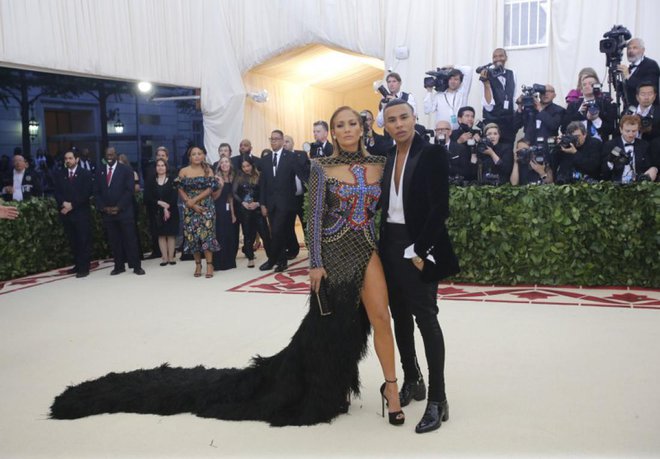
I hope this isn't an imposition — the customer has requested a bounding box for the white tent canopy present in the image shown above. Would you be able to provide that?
[1,0,659,161]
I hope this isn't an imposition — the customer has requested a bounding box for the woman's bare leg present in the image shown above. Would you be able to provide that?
[361,252,403,417]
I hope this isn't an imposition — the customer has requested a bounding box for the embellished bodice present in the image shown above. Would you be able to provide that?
[307,152,385,269]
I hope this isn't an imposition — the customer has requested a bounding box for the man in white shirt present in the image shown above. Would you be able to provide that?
[376,72,417,129]
[423,65,472,129]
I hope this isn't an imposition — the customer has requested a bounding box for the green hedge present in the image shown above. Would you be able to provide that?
[0,196,150,280]
[1,184,659,287]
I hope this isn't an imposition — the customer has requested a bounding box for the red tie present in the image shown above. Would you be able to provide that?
[69,170,74,181]
[106,166,113,186]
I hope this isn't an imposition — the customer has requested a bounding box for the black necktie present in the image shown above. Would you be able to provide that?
[624,142,635,147]
[629,64,637,71]
[272,152,278,169]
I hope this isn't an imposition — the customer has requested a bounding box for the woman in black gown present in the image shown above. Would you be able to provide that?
[212,156,237,271]
[50,107,403,427]
[145,159,179,265]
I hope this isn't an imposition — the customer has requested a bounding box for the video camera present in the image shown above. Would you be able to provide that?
[517,137,555,166]
[599,25,631,67]
[424,67,452,93]
[559,134,578,149]
[475,63,506,80]
[520,84,547,110]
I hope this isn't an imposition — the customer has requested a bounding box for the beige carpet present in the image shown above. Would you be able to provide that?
[1,250,659,458]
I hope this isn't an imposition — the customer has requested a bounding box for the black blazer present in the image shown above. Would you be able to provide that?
[1,168,42,201]
[310,142,333,159]
[259,149,310,212]
[624,57,660,108]
[562,98,617,141]
[94,162,135,220]
[444,140,475,181]
[230,153,262,173]
[601,137,654,181]
[53,167,93,217]
[379,133,460,282]
[513,102,565,141]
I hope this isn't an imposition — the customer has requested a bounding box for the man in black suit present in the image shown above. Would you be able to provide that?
[379,99,460,434]
[435,120,474,182]
[555,121,603,183]
[78,148,96,173]
[53,149,93,278]
[1,154,42,201]
[231,139,262,172]
[513,83,565,141]
[562,75,617,142]
[480,48,517,144]
[95,147,145,276]
[309,121,333,158]
[618,38,660,110]
[601,115,657,182]
[259,130,309,272]
[361,109,393,156]
[283,135,307,259]
[626,82,660,142]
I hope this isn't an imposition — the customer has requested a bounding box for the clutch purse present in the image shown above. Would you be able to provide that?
[311,277,332,316]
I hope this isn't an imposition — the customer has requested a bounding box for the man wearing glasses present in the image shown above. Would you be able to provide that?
[435,120,473,182]
[259,130,310,272]
[513,83,565,142]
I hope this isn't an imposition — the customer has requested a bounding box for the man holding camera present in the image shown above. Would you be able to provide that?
[361,109,393,156]
[450,107,481,143]
[562,75,617,142]
[554,122,603,183]
[423,65,472,129]
[510,138,553,185]
[626,82,660,142]
[480,48,517,145]
[310,121,333,158]
[513,84,565,142]
[601,115,657,183]
[435,120,473,182]
[376,72,417,129]
[617,38,660,110]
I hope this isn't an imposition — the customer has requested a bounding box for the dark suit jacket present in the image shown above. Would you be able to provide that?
[562,97,617,141]
[259,149,310,212]
[309,141,333,159]
[554,136,603,182]
[601,137,654,181]
[94,162,135,220]
[624,56,660,108]
[379,133,460,282]
[1,168,42,201]
[513,102,565,141]
[53,167,93,218]
[444,140,475,181]
[230,153,262,173]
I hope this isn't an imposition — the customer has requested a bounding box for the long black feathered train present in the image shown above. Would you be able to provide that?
[51,284,371,426]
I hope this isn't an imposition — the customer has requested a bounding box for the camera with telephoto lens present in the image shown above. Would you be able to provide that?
[476,63,506,80]
[476,138,494,157]
[424,67,453,93]
[607,146,631,166]
[520,84,547,110]
[627,106,655,133]
[376,84,392,106]
[516,145,545,165]
[636,173,652,182]
[559,134,578,149]
[599,25,631,67]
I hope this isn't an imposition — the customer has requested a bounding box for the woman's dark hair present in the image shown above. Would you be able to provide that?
[187,145,212,176]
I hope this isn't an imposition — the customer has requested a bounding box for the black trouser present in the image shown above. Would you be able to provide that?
[239,207,271,260]
[382,223,445,402]
[267,207,295,266]
[146,207,162,257]
[104,217,142,271]
[287,194,305,257]
[61,211,92,274]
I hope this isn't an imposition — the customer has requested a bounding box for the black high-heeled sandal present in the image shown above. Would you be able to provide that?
[380,379,405,426]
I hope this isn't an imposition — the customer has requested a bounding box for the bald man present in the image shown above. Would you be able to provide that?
[513,83,565,141]
[1,155,42,202]
[617,38,660,109]
[231,139,262,172]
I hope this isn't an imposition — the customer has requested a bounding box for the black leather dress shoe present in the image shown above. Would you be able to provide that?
[274,262,288,272]
[75,271,89,278]
[259,261,274,271]
[399,378,426,407]
[110,268,125,276]
[415,400,449,434]
[133,268,146,275]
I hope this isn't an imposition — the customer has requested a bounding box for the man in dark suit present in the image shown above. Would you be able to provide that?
[555,122,603,183]
[231,139,262,172]
[53,149,93,278]
[513,84,565,141]
[626,82,660,142]
[1,154,42,201]
[77,148,96,174]
[309,121,333,158]
[480,48,517,144]
[561,75,617,142]
[601,115,657,182]
[379,99,460,434]
[259,130,309,272]
[95,147,145,276]
[618,38,660,110]
[435,120,474,182]
[361,109,393,157]
[283,135,308,259]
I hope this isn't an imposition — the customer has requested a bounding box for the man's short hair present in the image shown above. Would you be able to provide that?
[65,149,80,159]
[457,106,475,118]
[516,138,532,148]
[271,130,284,138]
[383,98,414,116]
[448,68,464,83]
[155,146,169,156]
[636,82,657,95]
[218,142,232,153]
[313,120,329,131]
[620,114,641,129]
[386,72,402,83]
[566,121,587,135]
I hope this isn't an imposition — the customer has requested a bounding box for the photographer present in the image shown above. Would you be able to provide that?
[423,65,472,129]
[626,82,660,142]
[480,48,517,145]
[510,138,554,185]
[310,121,333,158]
[360,109,393,157]
[601,115,657,183]
[555,121,602,183]
[376,72,417,128]
[617,38,660,110]
[513,84,565,141]
[562,75,617,141]
[450,106,481,143]
[475,123,513,185]
[435,120,474,183]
